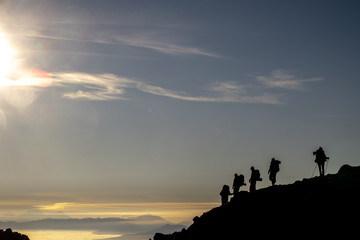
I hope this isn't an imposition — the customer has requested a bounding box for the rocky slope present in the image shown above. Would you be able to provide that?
[0,228,29,240]
[154,165,360,240]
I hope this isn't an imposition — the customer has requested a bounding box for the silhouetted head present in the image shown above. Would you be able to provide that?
[234,173,238,177]
[251,166,254,171]
[319,147,323,150]
[271,158,275,162]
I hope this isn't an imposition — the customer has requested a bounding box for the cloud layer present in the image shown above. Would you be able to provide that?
[0,68,321,106]
[3,20,220,58]
[256,69,323,90]
[1,20,321,105]
[112,32,221,58]
[52,72,283,104]
[51,69,321,104]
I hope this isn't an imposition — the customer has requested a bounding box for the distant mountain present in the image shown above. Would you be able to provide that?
[0,228,29,240]
[154,165,360,240]
[103,224,186,240]
[0,215,168,235]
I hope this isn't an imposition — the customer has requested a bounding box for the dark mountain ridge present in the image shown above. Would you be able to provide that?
[0,228,29,240]
[154,165,360,240]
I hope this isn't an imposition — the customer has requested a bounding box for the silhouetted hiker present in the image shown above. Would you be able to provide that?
[268,158,281,186]
[249,167,262,193]
[313,147,329,177]
[232,173,246,195]
[220,185,232,205]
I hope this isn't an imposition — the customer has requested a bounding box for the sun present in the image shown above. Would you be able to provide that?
[0,32,17,80]
[0,31,52,88]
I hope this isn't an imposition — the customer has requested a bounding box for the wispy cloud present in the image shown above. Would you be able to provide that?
[112,33,221,58]
[52,73,136,101]
[5,20,220,58]
[256,69,323,90]
[52,72,281,104]
[2,68,321,105]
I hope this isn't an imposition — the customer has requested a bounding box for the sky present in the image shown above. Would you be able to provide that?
[0,0,359,226]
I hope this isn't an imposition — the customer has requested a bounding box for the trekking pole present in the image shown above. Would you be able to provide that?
[311,164,317,178]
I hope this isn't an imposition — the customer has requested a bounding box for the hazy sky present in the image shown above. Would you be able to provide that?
[0,0,359,223]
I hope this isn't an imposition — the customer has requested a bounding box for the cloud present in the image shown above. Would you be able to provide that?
[137,80,282,104]
[52,72,281,104]
[0,199,218,224]
[52,72,136,101]
[136,82,223,102]
[51,70,322,104]
[25,32,220,58]
[2,69,320,105]
[5,21,220,58]
[36,202,74,211]
[256,69,323,90]
[113,34,221,58]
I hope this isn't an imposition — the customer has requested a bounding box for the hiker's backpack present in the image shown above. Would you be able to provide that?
[239,174,245,184]
[273,162,280,173]
[254,169,262,181]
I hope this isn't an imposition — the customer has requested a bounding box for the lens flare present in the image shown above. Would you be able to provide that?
[0,32,16,79]
[0,31,52,88]
[0,31,52,110]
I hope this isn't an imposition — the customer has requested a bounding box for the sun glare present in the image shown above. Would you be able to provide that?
[0,32,16,79]
[0,31,52,88]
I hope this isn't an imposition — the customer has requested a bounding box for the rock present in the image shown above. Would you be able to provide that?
[153,165,360,240]
[0,228,30,240]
